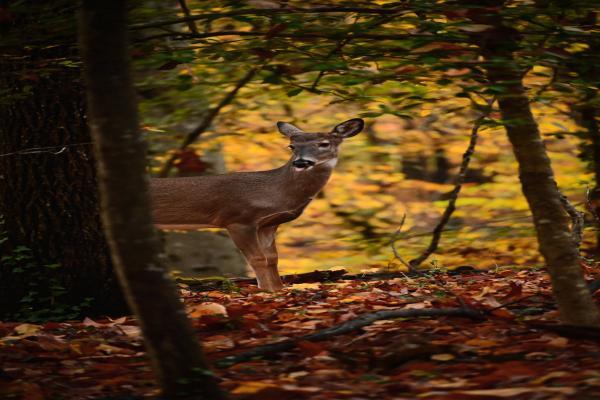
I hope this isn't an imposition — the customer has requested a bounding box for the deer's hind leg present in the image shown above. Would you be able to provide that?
[227,224,283,291]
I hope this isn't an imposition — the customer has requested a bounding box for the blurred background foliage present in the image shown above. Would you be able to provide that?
[129,0,598,274]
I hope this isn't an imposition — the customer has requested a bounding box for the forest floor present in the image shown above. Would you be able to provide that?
[1,267,600,400]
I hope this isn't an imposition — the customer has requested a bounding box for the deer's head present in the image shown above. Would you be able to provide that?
[277,118,364,172]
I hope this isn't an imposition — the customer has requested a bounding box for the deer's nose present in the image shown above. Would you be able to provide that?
[293,159,315,169]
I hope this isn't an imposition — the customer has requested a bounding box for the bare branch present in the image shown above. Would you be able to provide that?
[215,306,482,367]
[176,0,199,35]
[390,214,420,273]
[408,98,496,269]
[158,67,259,177]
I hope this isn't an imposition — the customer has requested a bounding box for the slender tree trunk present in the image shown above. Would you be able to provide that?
[78,1,226,398]
[0,1,126,318]
[481,35,600,327]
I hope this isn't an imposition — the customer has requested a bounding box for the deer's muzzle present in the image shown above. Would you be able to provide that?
[292,159,316,169]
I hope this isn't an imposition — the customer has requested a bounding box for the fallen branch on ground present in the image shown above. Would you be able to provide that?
[527,322,600,340]
[180,268,350,290]
[182,268,486,291]
[215,307,483,367]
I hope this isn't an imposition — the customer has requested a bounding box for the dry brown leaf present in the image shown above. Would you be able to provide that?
[187,302,228,318]
[231,381,277,394]
[464,338,498,347]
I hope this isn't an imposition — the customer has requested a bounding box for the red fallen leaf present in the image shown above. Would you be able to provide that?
[296,340,326,357]
[41,322,64,330]
[276,311,300,322]
[70,340,102,356]
[35,334,70,352]
[226,304,249,319]
[490,308,515,318]
[500,280,523,301]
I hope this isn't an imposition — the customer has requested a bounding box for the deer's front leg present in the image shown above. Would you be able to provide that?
[227,224,283,291]
[258,225,279,284]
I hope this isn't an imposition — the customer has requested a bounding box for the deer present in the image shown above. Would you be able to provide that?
[150,118,364,291]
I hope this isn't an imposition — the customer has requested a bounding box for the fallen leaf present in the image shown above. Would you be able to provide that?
[14,324,41,336]
[530,371,568,385]
[187,302,228,318]
[429,378,469,388]
[464,338,498,347]
[204,335,235,351]
[296,340,326,357]
[231,381,277,395]
[431,353,455,361]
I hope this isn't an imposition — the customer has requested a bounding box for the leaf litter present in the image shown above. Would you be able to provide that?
[1,267,599,399]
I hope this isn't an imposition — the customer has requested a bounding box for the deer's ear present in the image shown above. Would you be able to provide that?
[277,122,303,137]
[332,118,364,138]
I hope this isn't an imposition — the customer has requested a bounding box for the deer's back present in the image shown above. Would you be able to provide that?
[150,170,287,228]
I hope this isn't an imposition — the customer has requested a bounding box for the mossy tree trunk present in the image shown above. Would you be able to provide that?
[0,1,125,318]
[477,10,600,327]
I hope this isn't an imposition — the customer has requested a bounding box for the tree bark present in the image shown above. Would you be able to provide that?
[480,30,600,327]
[78,1,226,398]
[0,1,126,318]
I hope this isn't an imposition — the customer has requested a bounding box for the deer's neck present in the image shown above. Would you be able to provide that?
[276,158,336,203]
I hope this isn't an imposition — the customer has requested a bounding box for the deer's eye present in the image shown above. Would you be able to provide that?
[318,142,330,148]
[288,145,295,150]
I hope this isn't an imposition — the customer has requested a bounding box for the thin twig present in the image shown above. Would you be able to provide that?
[176,0,199,35]
[215,306,482,367]
[408,98,496,269]
[309,13,399,91]
[158,67,259,177]
[0,142,92,158]
[390,214,419,273]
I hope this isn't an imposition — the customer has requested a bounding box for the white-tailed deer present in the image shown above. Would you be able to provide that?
[151,118,364,291]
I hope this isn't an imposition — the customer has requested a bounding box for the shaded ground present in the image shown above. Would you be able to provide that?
[1,267,599,399]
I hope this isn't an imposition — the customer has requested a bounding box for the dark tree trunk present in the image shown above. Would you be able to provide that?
[479,22,600,327]
[78,1,226,398]
[0,2,125,318]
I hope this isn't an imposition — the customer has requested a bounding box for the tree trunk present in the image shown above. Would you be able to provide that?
[0,1,126,318]
[481,35,600,327]
[78,1,226,398]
